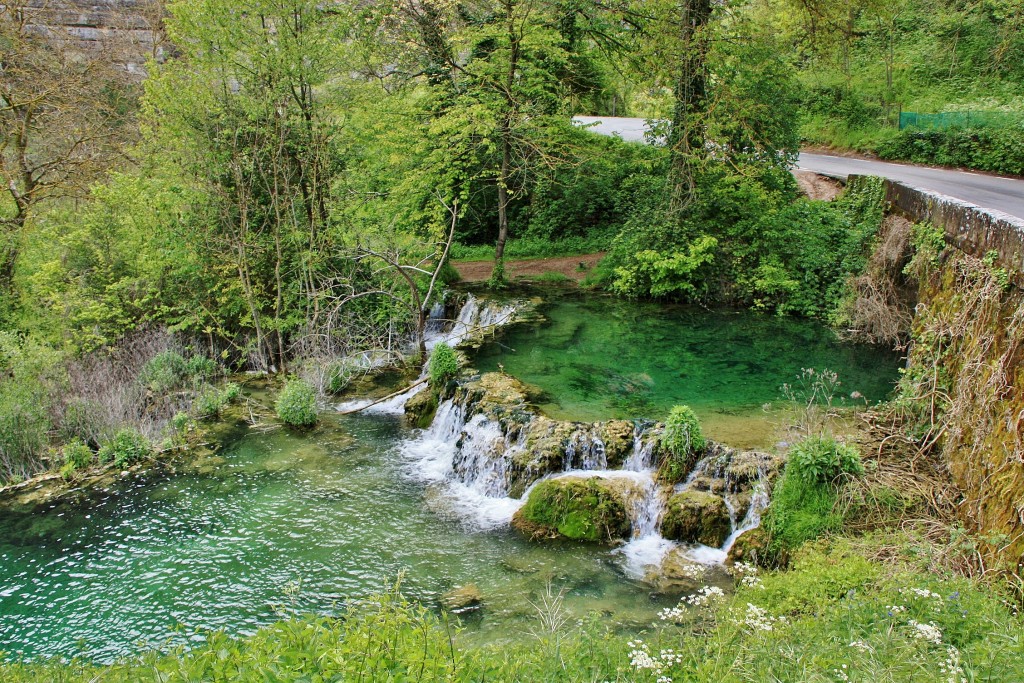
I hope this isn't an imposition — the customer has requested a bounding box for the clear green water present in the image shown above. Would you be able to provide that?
[0,294,901,662]
[472,293,902,446]
[0,413,674,663]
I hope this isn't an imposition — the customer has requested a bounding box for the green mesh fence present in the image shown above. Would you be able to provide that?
[899,111,1020,130]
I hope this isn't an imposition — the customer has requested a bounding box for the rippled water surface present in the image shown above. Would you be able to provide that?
[0,293,902,662]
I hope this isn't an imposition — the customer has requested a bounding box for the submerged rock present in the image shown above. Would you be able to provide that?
[512,475,631,543]
[441,583,483,612]
[661,490,732,547]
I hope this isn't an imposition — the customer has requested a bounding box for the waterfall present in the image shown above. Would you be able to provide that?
[337,295,520,416]
[564,432,607,471]
[622,426,657,472]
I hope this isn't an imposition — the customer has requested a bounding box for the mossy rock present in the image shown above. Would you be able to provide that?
[725,451,783,489]
[727,527,787,568]
[661,490,732,547]
[598,420,635,467]
[507,417,575,497]
[404,389,439,429]
[512,476,631,543]
[456,373,533,427]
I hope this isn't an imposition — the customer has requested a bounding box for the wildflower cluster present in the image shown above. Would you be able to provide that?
[902,587,943,600]
[908,619,943,645]
[939,645,967,683]
[682,585,725,607]
[676,563,707,580]
[626,640,684,682]
[736,602,784,632]
[729,561,764,589]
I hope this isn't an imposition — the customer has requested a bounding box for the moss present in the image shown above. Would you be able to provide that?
[404,389,439,429]
[512,476,630,543]
[660,490,731,547]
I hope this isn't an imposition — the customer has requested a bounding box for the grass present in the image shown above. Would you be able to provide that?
[450,235,608,262]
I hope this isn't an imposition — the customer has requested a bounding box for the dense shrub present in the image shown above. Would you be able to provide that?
[59,440,94,479]
[762,436,863,551]
[140,350,221,393]
[194,382,240,418]
[97,429,153,467]
[659,405,706,482]
[276,379,318,427]
[877,126,1024,175]
[787,435,864,485]
[428,343,458,389]
[139,350,188,393]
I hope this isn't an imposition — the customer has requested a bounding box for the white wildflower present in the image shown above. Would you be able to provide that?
[628,640,664,673]
[848,640,872,653]
[729,561,758,576]
[741,575,764,589]
[679,563,708,580]
[937,645,966,683]
[886,604,907,614]
[909,619,944,645]
[902,587,943,600]
[737,602,779,632]
[682,585,726,607]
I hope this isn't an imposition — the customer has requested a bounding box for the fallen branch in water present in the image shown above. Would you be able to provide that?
[338,377,428,415]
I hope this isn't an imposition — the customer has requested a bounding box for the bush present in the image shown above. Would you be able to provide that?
[185,354,219,381]
[659,405,705,482]
[97,429,153,467]
[276,379,317,427]
[139,350,188,393]
[59,439,94,479]
[429,343,458,389]
[195,382,242,418]
[877,126,1024,175]
[171,411,191,433]
[787,435,863,485]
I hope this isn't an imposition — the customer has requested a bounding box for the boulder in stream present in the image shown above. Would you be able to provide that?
[512,475,631,543]
[660,490,732,547]
[441,583,483,612]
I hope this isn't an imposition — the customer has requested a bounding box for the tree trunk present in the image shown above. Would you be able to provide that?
[493,122,512,281]
[668,0,712,215]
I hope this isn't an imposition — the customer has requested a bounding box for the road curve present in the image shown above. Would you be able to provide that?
[572,116,1024,220]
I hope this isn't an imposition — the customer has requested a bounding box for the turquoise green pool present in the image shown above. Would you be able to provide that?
[472,292,902,445]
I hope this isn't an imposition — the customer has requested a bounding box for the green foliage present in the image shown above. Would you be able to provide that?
[140,351,221,394]
[763,468,844,551]
[659,405,706,482]
[276,379,318,427]
[96,429,153,468]
[194,383,240,419]
[171,412,190,433]
[0,333,63,481]
[877,126,1024,175]
[787,435,864,485]
[763,436,862,551]
[59,440,94,479]
[450,236,608,262]
[428,343,458,390]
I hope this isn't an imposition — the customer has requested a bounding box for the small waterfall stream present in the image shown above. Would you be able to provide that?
[375,294,771,576]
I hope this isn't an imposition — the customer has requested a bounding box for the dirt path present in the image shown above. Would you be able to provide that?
[454,252,606,283]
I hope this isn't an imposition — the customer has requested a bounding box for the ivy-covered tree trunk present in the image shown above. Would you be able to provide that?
[668,0,712,214]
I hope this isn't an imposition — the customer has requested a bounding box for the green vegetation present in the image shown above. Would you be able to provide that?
[512,477,630,542]
[763,436,864,553]
[276,380,318,428]
[195,383,241,419]
[97,429,153,468]
[428,343,458,390]
[659,405,706,482]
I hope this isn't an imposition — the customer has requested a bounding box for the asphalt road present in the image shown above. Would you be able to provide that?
[572,116,1024,220]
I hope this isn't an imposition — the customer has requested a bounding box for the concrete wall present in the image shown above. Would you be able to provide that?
[851,174,1024,284]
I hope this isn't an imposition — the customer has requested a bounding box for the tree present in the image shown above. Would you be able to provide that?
[0,2,136,310]
[145,0,347,370]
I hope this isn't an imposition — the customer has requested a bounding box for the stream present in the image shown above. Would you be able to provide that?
[0,291,902,662]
